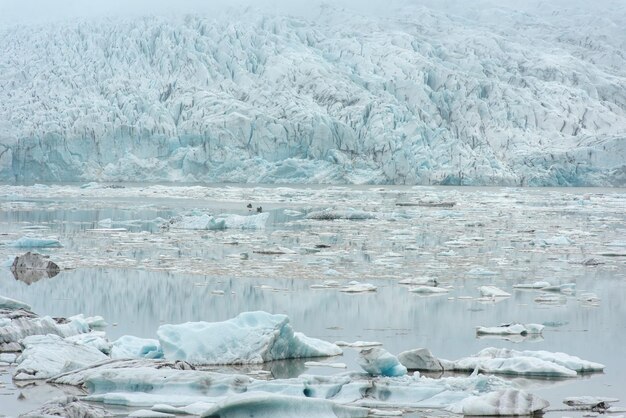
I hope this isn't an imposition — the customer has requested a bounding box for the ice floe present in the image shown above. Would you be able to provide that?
[14,334,109,380]
[166,212,269,230]
[339,281,377,293]
[408,285,449,294]
[0,295,31,310]
[478,286,511,298]
[157,311,342,364]
[476,323,544,336]
[8,235,63,248]
[448,389,549,416]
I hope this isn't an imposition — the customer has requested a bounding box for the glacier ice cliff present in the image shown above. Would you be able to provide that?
[0,1,625,185]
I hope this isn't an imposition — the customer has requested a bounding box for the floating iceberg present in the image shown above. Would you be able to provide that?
[398,348,444,372]
[21,396,107,418]
[340,281,377,293]
[358,347,407,377]
[167,212,269,230]
[479,286,511,297]
[111,335,164,359]
[14,334,109,380]
[306,209,376,221]
[199,393,369,418]
[408,286,449,294]
[400,347,603,377]
[9,235,62,248]
[0,313,92,352]
[448,389,549,416]
[448,347,604,377]
[157,311,341,364]
[476,323,544,336]
[513,281,551,289]
[49,358,520,412]
[0,295,31,310]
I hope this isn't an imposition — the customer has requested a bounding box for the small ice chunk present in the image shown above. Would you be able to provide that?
[408,286,449,294]
[479,286,511,297]
[65,332,112,355]
[0,294,31,310]
[398,277,437,286]
[111,335,164,359]
[340,281,377,293]
[358,347,407,377]
[476,323,544,336]
[398,348,443,372]
[9,236,62,248]
[304,361,347,369]
[335,341,383,348]
[541,283,576,294]
[513,281,551,289]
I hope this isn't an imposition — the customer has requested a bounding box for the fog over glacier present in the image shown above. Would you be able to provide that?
[1,0,625,185]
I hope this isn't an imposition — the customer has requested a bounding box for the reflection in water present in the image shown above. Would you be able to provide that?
[0,185,625,416]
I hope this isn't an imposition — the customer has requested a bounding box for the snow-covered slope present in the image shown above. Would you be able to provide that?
[1,1,625,185]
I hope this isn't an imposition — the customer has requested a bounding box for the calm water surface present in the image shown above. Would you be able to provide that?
[0,184,624,416]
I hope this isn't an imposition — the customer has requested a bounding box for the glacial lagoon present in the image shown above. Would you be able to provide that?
[0,184,625,416]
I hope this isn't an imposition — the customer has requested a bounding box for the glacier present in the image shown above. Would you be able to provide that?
[1,1,625,186]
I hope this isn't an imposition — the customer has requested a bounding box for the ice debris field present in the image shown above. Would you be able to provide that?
[1,0,625,186]
[0,183,625,417]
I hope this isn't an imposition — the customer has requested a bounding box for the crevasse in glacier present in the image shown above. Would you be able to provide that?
[0,1,625,185]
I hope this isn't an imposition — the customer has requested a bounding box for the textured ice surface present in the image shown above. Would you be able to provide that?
[358,347,407,377]
[444,347,604,377]
[14,334,108,380]
[398,348,444,372]
[111,335,164,359]
[157,311,342,364]
[0,314,92,352]
[8,236,62,248]
[48,359,516,411]
[167,212,269,230]
[476,323,544,336]
[1,2,625,186]
[448,389,549,416]
[197,393,369,418]
[0,295,31,310]
[21,396,107,418]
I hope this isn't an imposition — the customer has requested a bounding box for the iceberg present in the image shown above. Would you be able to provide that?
[0,295,31,310]
[0,313,92,352]
[21,396,107,418]
[166,212,269,230]
[358,347,407,377]
[398,348,444,372]
[478,286,511,298]
[401,347,604,377]
[14,334,109,380]
[448,389,549,416]
[198,393,369,418]
[476,323,544,336]
[157,311,342,364]
[111,335,164,359]
[9,236,62,248]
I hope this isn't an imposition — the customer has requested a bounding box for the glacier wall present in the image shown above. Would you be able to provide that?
[1,1,625,185]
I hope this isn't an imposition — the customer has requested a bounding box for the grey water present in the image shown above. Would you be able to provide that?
[0,185,625,416]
